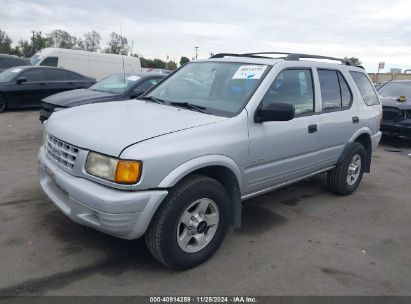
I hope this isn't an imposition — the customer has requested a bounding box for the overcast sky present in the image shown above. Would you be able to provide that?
[1,0,411,72]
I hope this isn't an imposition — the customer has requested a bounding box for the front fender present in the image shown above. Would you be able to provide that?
[158,154,243,191]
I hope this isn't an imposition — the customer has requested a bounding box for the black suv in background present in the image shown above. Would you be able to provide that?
[0,54,30,73]
[0,66,95,112]
[378,80,411,140]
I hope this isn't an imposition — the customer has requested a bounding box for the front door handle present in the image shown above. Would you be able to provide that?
[352,116,360,124]
[308,124,317,133]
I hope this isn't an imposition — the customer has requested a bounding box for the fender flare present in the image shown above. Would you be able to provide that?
[338,128,372,172]
[158,155,244,226]
[158,154,243,190]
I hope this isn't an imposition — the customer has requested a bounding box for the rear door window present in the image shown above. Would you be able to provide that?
[318,70,353,110]
[350,71,380,106]
[338,73,352,107]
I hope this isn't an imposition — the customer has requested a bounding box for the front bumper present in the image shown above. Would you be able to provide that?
[38,147,168,239]
[381,121,411,139]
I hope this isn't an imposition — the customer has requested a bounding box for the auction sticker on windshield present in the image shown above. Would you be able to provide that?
[232,65,267,79]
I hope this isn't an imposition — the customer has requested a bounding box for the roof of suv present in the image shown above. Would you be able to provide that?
[203,52,365,71]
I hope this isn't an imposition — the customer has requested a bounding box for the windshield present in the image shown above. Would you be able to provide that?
[378,82,411,99]
[147,62,270,117]
[0,67,23,82]
[30,54,44,65]
[90,74,141,94]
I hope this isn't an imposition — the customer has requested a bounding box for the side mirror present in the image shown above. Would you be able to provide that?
[130,88,146,98]
[16,76,27,85]
[255,102,295,123]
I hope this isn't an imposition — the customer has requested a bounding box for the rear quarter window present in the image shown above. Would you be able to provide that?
[68,71,87,80]
[46,69,71,81]
[350,71,380,106]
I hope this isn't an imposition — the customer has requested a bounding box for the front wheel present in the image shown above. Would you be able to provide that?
[327,142,366,195]
[145,174,230,270]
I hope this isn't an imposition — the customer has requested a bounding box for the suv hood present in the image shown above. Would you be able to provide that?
[45,100,227,156]
[43,89,122,107]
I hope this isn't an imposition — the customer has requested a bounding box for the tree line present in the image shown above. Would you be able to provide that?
[0,29,191,69]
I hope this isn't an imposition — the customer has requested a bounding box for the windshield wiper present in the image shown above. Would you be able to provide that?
[139,96,166,104]
[169,102,209,114]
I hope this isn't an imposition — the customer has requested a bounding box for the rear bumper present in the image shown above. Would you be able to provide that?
[38,147,168,239]
[381,121,411,139]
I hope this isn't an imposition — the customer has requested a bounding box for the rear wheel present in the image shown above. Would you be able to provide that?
[0,94,7,113]
[145,174,230,270]
[327,142,366,195]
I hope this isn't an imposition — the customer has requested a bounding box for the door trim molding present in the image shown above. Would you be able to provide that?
[241,166,335,201]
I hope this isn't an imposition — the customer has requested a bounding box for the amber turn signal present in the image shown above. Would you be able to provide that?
[115,160,142,184]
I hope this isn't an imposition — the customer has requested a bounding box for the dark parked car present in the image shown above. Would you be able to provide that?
[378,80,411,139]
[0,54,30,73]
[39,72,165,122]
[0,66,95,113]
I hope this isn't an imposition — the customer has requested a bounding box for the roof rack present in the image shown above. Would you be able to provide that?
[210,52,289,59]
[210,53,275,59]
[209,52,356,66]
[285,53,354,66]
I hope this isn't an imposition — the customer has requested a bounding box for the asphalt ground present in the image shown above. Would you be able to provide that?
[0,109,410,296]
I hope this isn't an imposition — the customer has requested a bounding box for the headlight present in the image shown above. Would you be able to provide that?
[85,152,142,184]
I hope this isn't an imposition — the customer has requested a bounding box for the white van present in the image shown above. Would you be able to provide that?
[30,48,142,80]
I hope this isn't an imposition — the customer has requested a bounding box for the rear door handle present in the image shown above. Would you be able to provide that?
[352,116,360,124]
[308,124,317,133]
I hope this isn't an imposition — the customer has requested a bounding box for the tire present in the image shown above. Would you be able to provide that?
[327,142,366,195]
[0,94,7,113]
[145,174,230,270]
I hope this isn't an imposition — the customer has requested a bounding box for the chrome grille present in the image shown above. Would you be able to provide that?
[46,134,79,170]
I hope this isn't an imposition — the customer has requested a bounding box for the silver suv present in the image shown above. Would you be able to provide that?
[38,52,382,270]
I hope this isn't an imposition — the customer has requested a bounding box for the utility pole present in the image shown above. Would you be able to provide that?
[195,46,199,60]
[376,62,385,84]
[31,30,35,54]
[130,40,134,56]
